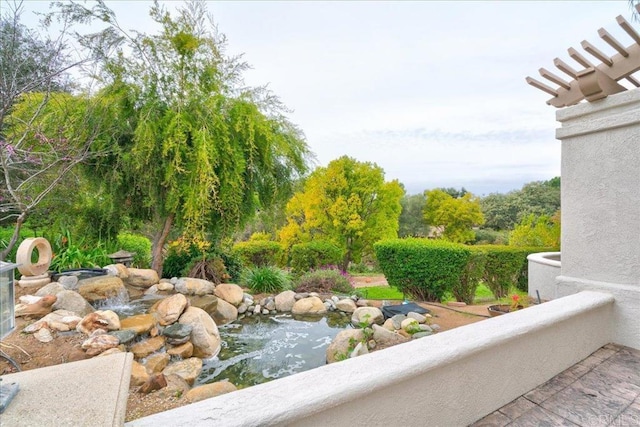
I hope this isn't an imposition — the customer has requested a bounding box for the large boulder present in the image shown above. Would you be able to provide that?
[211,299,238,325]
[57,275,79,290]
[274,290,296,312]
[51,290,94,317]
[130,360,150,386]
[185,381,237,403]
[162,323,193,345]
[162,357,203,386]
[15,295,57,319]
[125,268,159,288]
[78,276,127,303]
[81,334,120,357]
[292,296,327,315]
[130,336,166,359]
[154,294,189,326]
[167,342,194,359]
[35,282,65,297]
[187,295,218,318]
[178,307,221,358]
[336,298,357,313]
[351,307,384,327]
[372,324,409,347]
[213,283,244,306]
[104,263,129,280]
[175,278,215,296]
[77,310,120,335]
[326,329,365,364]
[120,314,156,335]
[145,353,170,374]
[156,374,190,399]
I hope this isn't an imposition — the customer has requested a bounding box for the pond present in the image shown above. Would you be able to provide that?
[197,312,352,388]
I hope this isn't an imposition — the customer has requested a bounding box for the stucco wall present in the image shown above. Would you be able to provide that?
[556,89,640,285]
[128,291,613,427]
[555,89,640,349]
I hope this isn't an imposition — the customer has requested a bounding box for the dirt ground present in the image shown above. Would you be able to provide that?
[1,279,493,421]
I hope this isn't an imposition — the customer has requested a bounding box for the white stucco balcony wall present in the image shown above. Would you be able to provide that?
[128,291,613,427]
[528,252,561,300]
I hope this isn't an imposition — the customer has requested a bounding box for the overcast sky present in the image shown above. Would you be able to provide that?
[22,1,635,195]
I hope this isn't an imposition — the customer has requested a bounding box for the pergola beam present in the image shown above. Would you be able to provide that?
[527,9,640,108]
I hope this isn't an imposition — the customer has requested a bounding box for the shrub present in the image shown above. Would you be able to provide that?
[289,241,344,275]
[232,240,283,268]
[473,229,508,245]
[241,266,292,294]
[477,245,557,298]
[294,267,354,295]
[454,247,487,304]
[163,239,243,282]
[116,232,152,268]
[374,238,470,302]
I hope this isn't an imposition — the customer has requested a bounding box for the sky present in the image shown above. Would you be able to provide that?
[18,1,635,196]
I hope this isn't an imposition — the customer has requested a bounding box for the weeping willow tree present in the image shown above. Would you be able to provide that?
[92,2,312,275]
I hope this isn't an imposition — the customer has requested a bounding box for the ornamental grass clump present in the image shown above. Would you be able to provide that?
[294,267,354,295]
[241,266,292,294]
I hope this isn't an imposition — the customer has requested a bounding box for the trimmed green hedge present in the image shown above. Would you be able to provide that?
[232,240,283,268]
[454,246,487,304]
[289,240,344,275]
[374,238,470,302]
[476,245,557,298]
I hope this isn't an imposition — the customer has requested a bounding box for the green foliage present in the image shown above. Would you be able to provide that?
[289,241,344,276]
[480,178,561,231]
[294,268,354,295]
[477,245,524,299]
[90,2,311,274]
[49,231,110,272]
[374,238,470,302]
[232,240,283,268]
[476,245,557,298]
[279,156,404,270]
[454,247,487,304]
[241,266,291,294]
[398,193,429,238]
[473,228,508,245]
[0,226,37,262]
[116,232,152,268]
[509,212,560,248]
[423,189,484,243]
[163,240,242,281]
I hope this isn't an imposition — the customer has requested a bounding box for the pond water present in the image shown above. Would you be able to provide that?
[97,295,353,389]
[197,312,352,387]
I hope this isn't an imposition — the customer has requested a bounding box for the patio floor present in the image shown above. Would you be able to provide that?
[471,343,640,427]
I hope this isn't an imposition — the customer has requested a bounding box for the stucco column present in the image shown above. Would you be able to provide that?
[555,88,640,348]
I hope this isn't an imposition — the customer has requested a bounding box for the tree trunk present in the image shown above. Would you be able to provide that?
[0,212,26,262]
[151,213,174,277]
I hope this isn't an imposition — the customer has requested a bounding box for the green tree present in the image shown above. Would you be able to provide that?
[509,211,561,248]
[279,156,404,270]
[0,1,115,260]
[398,193,429,237]
[423,189,485,243]
[480,177,560,231]
[91,2,311,275]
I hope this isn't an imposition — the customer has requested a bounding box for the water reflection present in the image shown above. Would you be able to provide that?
[198,312,352,387]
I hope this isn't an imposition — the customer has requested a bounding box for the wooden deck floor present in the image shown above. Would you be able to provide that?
[471,343,640,427]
